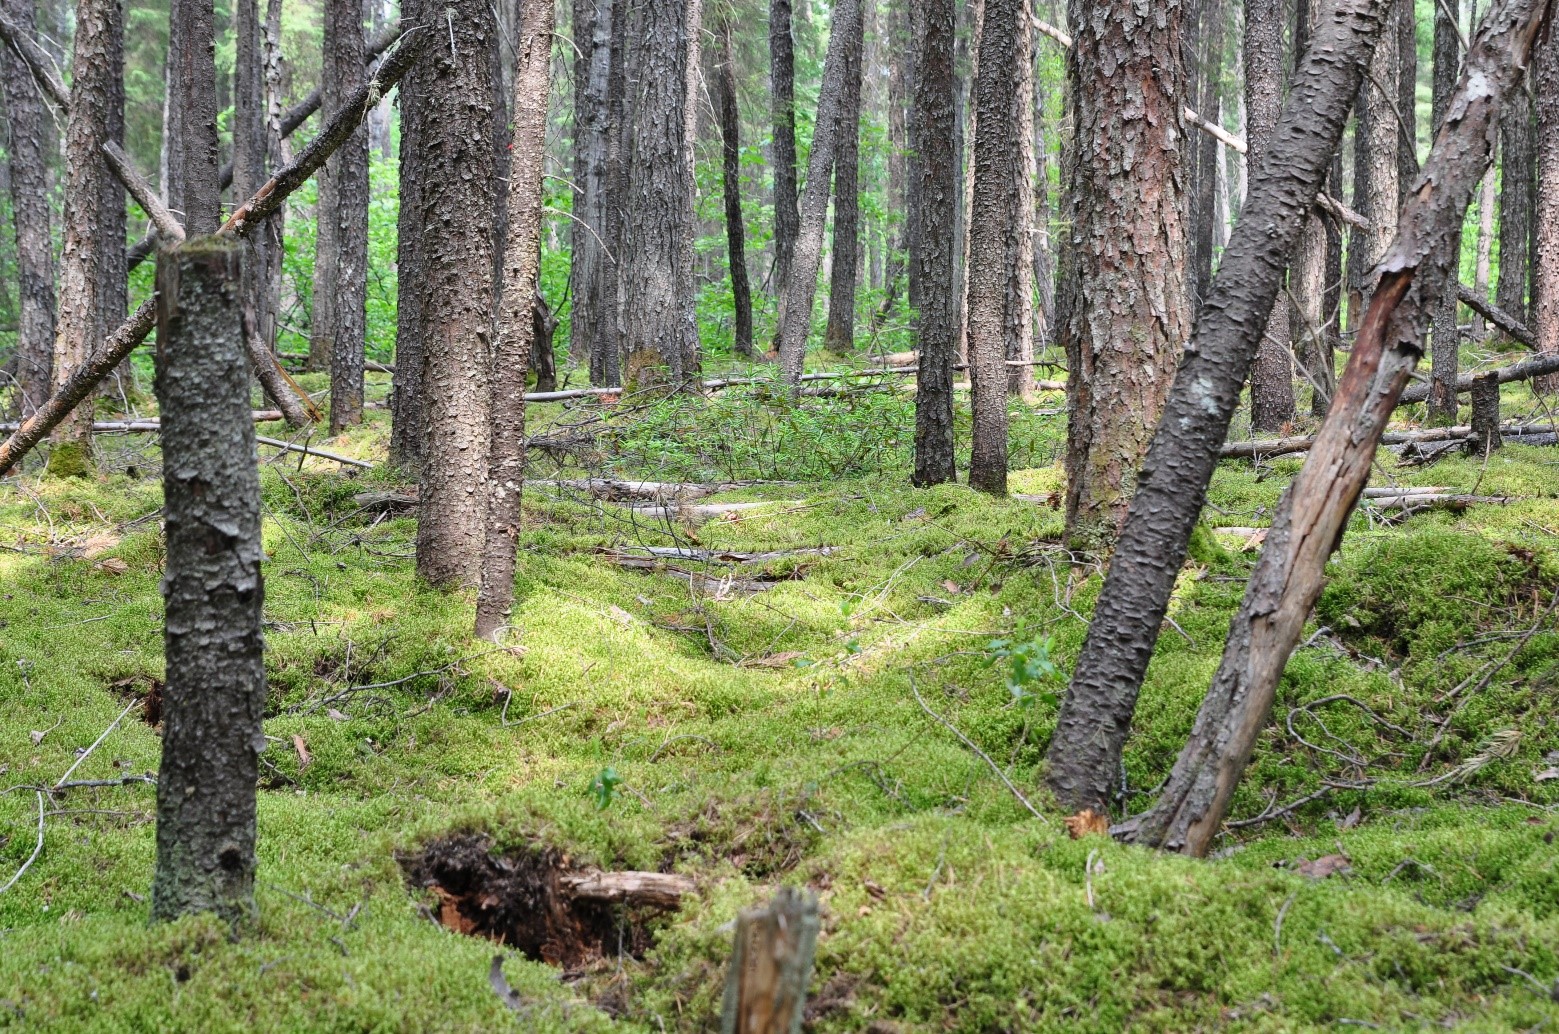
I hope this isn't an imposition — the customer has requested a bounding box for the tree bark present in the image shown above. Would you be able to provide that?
[234,0,287,421]
[1247,0,1296,430]
[1533,23,1557,391]
[1186,0,1225,311]
[1045,0,1392,814]
[0,0,55,420]
[1497,65,1533,317]
[475,0,552,640]
[1428,0,1463,422]
[569,0,612,371]
[1290,0,1331,417]
[1473,164,1496,337]
[389,24,426,472]
[411,0,497,587]
[911,0,956,486]
[823,9,865,356]
[775,0,863,383]
[170,0,220,235]
[1396,0,1418,185]
[1360,0,1400,290]
[325,0,369,433]
[1120,0,1552,854]
[770,0,799,310]
[964,0,1032,493]
[715,18,754,358]
[150,239,265,925]
[1059,0,1192,552]
[593,0,629,387]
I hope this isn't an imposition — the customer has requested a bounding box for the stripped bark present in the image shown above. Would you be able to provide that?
[1045,0,1392,813]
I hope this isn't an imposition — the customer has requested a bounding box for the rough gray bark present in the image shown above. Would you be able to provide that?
[1535,22,1557,391]
[965,0,1033,493]
[1497,55,1534,317]
[1428,0,1463,421]
[775,0,864,383]
[1187,0,1224,310]
[1396,0,1418,184]
[475,0,552,640]
[1059,0,1192,552]
[170,0,220,235]
[326,0,368,433]
[1119,0,1552,854]
[0,0,55,419]
[1247,0,1296,430]
[1359,0,1400,291]
[1290,0,1331,417]
[911,0,956,486]
[412,0,497,586]
[593,0,628,387]
[390,16,426,471]
[823,10,865,355]
[715,18,754,358]
[770,0,799,308]
[1045,0,1391,814]
[569,0,612,371]
[150,239,265,925]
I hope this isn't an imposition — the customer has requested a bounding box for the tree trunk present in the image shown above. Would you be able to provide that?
[619,0,701,388]
[1473,163,1496,338]
[715,18,754,358]
[1428,0,1463,422]
[1187,0,1224,311]
[593,0,628,387]
[1290,0,1330,417]
[1497,65,1533,317]
[1535,24,1557,392]
[1247,0,1296,431]
[1360,0,1399,291]
[955,0,983,367]
[1031,48,1053,354]
[569,0,612,371]
[150,239,265,925]
[965,0,1032,494]
[1396,0,1418,184]
[1059,0,1192,553]
[1045,0,1392,814]
[1321,147,1344,408]
[171,0,220,235]
[475,0,552,640]
[234,0,284,421]
[389,24,426,472]
[775,0,864,383]
[326,0,369,433]
[413,0,498,587]
[0,0,55,420]
[823,8,865,356]
[770,0,799,307]
[884,0,908,320]
[1119,0,1550,854]
[911,0,956,486]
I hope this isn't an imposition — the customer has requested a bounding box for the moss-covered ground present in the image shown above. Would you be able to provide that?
[0,371,1556,1032]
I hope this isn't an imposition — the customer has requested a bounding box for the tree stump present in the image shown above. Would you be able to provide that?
[719,887,821,1034]
[1469,371,1502,454]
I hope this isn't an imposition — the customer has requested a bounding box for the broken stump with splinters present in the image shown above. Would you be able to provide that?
[720,887,821,1034]
[1469,372,1502,454]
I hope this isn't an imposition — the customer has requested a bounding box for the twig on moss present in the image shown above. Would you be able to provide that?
[0,792,44,895]
[908,673,1043,821]
[53,698,141,790]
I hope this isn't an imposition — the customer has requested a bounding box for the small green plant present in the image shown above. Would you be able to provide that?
[589,766,623,810]
[986,634,1064,709]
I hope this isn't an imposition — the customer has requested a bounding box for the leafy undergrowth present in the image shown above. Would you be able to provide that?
[0,389,1557,1032]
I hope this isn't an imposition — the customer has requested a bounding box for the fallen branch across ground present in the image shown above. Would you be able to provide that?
[1218,421,1558,459]
[1397,352,1559,404]
[0,411,285,434]
[254,436,373,469]
[1456,284,1536,348]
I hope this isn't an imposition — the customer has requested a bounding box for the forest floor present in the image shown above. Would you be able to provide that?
[0,368,1557,1032]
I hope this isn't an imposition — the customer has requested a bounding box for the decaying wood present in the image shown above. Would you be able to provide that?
[1118,0,1554,856]
[1398,350,1559,403]
[720,886,820,1034]
[533,478,786,501]
[0,410,284,434]
[1456,283,1536,347]
[559,870,694,908]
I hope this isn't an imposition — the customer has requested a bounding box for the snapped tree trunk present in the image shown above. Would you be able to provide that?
[0,0,55,420]
[1059,0,1192,553]
[475,0,552,640]
[568,0,612,371]
[150,239,266,925]
[326,0,369,433]
[1247,0,1297,431]
[964,0,1033,494]
[411,0,497,587]
[770,0,799,313]
[1533,23,1557,391]
[1428,0,1463,422]
[715,18,754,358]
[775,0,863,384]
[1045,0,1392,814]
[911,0,958,486]
[822,10,865,356]
[1120,0,1553,855]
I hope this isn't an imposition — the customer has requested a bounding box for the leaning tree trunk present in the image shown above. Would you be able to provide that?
[389,18,426,473]
[1496,64,1533,317]
[413,0,498,587]
[774,0,863,384]
[1044,0,1393,814]
[150,239,266,925]
[911,0,957,486]
[1246,0,1296,431]
[822,11,865,356]
[326,0,369,433]
[770,0,799,314]
[0,0,55,420]
[1535,24,1557,392]
[964,0,1033,494]
[1119,0,1554,855]
[569,0,612,371]
[1428,0,1463,422]
[715,18,754,358]
[1059,0,1192,553]
[475,0,552,640]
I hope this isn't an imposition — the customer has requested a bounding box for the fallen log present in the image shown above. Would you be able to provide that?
[0,411,285,434]
[1218,421,1558,459]
[1397,351,1559,404]
[532,478,787,501]
[254,436,373,469]
[558,870,694,908]
[1363,492,1517,509]
[0,27,428,478]
[278,351,395,375]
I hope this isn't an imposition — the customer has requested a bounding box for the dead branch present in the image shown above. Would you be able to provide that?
[1456,284,1537,348]
[1398,352,1559,404]
[559,870,694,908]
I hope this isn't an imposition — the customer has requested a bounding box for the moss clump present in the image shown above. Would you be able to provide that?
[45,438,96,479]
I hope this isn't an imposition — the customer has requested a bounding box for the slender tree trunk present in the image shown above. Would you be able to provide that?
[1290,0,1330,417]
[1534,24,1557,391]
[965,0,1032,493]
[770,0,799,308]
[475,0,552,640]
[1031,46,1053,354]
[414,0,498,586]
[911,0,956,486]
[389,24,426,472]
[0,0,55,420]
[1120,0,1551,854]
[1321,147,1344,405]
[949,0,969,358]
[883,0,908,319]
[1247,0,1296,430]
[1428,0,1463,421]
[904,0,923,319]
[593,0,628,387]
[1497,74,1534,317]
[1473,163,1496,337]
[955,0,983,366]
[775,0,864,383]
[716,18,754,358]
[1187,0,1224,310]
[619,0,701,387]
[234,0,282,420]
[1045,0,1392,814]
[150,239,265,925]
[171,0,220,235]
[569,0,612,370]
[1059,0,1192,553]
[308,127,338,368]
[262,0,288,338]
[326,0,368,433]
[823,2,866,355]
[1397,0,1418,183]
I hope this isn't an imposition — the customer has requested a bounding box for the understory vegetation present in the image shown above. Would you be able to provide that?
[1,374,1556,1032]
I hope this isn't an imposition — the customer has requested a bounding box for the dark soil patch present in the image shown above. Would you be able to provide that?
[108,675,163,727]
[660,793,819,878]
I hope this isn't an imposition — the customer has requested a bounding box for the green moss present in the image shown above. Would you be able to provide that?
[45,439,96,479]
